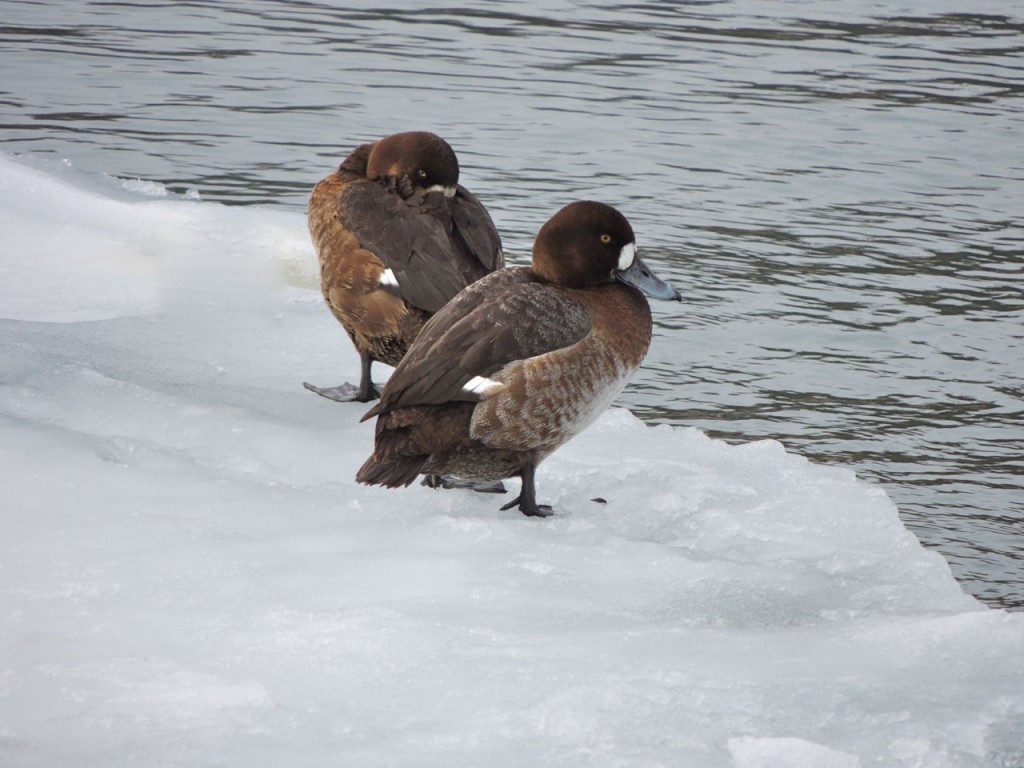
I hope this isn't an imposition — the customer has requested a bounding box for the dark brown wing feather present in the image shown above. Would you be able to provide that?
[450,186,504,273]
[363,268,592,419]
[336,181,503,313]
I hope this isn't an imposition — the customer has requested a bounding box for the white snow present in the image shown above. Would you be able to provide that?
[1,152,1023,767]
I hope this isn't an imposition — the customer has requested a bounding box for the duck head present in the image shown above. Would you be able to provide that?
[366,131,460,199]
[532,201,682,301]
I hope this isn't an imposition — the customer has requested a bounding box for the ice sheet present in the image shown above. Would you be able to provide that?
[1,153,1022,767]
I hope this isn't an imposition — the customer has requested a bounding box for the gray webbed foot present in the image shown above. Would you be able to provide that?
[500,495,555,518]
[500,463,554,518]
[302,381,380,403]
[305,351,382,403]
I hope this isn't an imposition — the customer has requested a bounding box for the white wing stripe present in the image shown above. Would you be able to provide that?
[462,375,504,397]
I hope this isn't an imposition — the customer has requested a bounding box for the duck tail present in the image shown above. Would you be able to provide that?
[356,454,427,488]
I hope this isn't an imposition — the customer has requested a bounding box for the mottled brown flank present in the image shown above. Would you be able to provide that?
[470,283,651,456]
[307,161,428,367]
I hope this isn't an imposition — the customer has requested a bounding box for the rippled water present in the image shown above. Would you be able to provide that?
[2,0,1022,608]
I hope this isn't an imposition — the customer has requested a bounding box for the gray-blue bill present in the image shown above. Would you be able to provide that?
[616,254,682,301]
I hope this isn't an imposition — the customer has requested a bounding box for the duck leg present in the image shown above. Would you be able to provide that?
[500,463,554,518]
[303,352,381,402]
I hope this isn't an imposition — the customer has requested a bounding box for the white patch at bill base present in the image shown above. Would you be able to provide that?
[618,242,636,271]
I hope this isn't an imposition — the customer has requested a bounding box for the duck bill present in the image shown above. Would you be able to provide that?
[616,254,682,301]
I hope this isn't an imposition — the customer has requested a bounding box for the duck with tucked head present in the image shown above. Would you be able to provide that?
[356,200,681,517]
[304,131,504,403]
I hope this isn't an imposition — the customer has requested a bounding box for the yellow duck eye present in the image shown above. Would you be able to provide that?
[600,234,612,244]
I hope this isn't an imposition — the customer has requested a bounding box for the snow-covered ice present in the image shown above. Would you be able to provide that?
[1,153,1023,767]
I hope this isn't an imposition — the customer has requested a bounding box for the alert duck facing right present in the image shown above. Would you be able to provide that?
[356,200,681,517]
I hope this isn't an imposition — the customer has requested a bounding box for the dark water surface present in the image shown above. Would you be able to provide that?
[3,0,1022,608]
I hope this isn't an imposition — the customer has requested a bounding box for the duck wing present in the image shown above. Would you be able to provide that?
[337,182,503,313]
[363,268,591,419]
[450,185,504,273]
